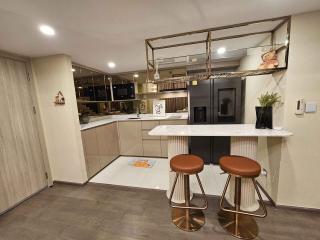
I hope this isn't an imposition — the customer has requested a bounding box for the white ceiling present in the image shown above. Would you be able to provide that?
[0,0,319,73]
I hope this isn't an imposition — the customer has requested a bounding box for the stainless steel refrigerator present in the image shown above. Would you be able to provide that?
[188,78,244,164]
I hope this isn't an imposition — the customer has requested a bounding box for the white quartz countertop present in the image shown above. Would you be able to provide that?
[149,124,293,137]
[80,113,188,130]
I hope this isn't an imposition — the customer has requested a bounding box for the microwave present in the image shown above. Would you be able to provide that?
[113,83,135,100]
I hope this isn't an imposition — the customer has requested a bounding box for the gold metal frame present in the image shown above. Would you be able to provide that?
[145,16,291,83]
[218,175,267,239]
[169,173,208,232]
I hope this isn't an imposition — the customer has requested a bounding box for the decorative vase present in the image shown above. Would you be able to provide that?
[255,106,273,129]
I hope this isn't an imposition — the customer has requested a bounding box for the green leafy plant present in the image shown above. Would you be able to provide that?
[258,92,281,107]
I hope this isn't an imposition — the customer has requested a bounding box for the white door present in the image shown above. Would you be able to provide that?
[0,56,47,213]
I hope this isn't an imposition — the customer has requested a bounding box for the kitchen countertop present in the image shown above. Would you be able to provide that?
[149,124,293,137]
[80,113,188,130]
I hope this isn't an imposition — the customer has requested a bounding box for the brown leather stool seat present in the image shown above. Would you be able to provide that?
[220,155,261,178]
[170,154,204,174]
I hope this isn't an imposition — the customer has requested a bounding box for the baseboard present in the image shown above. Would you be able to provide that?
[0,186,47,216]
[53,180,87,186]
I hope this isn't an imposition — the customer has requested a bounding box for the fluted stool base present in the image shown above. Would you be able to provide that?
[218,209,258,239]
[172,207,205,232]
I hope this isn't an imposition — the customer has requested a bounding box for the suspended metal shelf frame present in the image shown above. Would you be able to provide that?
[145,16,291,83]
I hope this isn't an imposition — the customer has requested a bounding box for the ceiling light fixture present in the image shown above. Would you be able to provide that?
[217,47,226,54]
[72,68,76,72]
[108,62,116,68]
[39,24,55,36]
[133,73,139,78]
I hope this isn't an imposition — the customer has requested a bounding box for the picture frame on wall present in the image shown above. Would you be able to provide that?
[153,99,166,117]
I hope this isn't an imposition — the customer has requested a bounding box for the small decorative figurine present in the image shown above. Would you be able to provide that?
[258,50,279,69]
[54,91,65,105]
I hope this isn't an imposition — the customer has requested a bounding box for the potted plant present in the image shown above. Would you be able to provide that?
[255,92,281,129]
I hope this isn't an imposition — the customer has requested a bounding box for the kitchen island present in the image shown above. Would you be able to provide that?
[149,124,293,211]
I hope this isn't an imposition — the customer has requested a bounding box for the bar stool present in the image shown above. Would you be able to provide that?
[218,155,267,239]
[169,154,208,232]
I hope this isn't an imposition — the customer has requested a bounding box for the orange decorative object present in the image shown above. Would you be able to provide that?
[54,91,65,105]
[132,160,151,168]
[258,50,279,69]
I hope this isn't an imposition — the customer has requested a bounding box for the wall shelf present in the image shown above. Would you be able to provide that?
[152,67,287,84]
[77,99,140,104]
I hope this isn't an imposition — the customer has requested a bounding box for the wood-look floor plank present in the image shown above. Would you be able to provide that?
[0,183,319,240]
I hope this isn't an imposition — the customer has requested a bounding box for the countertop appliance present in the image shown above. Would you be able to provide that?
[188,77,244,164]
[113,83,135,100]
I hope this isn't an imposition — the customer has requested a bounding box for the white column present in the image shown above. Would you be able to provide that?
[227,136,260,211]
[166,136,191,203]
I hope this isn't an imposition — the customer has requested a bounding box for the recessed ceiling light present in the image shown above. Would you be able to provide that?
[108,62,116,68]
[72,68,76,72]
[133,73,139,78]
[39,24,55,36]
[217,47,226,54]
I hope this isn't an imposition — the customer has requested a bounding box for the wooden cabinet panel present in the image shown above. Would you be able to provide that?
[143,140,162,157]
[159,119,188,125]
[82,128,99,156]
[86,156,101,178]
[118,121,143,156]
[81,128,100,177]
[142,130,160,140]
[161,140,168,158]
[141,120,159,130]
[82,122,121,177]
[96,122,120,167]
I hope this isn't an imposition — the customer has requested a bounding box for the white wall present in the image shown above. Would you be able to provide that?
[241,11,320,209]
[31,55,88,184]
[278,11,320,209]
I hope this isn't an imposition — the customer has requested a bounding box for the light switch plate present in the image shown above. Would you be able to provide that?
[305,102,317,113]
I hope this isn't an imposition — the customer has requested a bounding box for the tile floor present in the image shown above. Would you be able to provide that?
[90,156,228,196]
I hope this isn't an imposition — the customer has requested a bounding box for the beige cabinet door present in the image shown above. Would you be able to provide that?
[0,57,47,213]
[161,140,168,158]
[141,120,159,130]
[143,140,162,157]
[118,121,143,156]
[96,122,120,167]
[81,129,101,178]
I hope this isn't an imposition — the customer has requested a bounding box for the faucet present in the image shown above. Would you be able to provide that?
[136,106,141,118]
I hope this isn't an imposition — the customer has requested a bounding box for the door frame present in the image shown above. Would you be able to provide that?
[0,50,53,186]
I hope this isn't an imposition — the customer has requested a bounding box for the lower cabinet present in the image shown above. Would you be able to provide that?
[118,121,143,156]
[143,140,162,157]
[160,140,168,157]
[85,156,101,178]
[81,122,120,178]
[96,123,120,167]
[82,119,188,178]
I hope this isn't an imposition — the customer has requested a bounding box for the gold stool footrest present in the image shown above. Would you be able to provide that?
[218,175,268,239]
[218,209,258,239]
[169,172,208,232]
[172,206,205,232]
